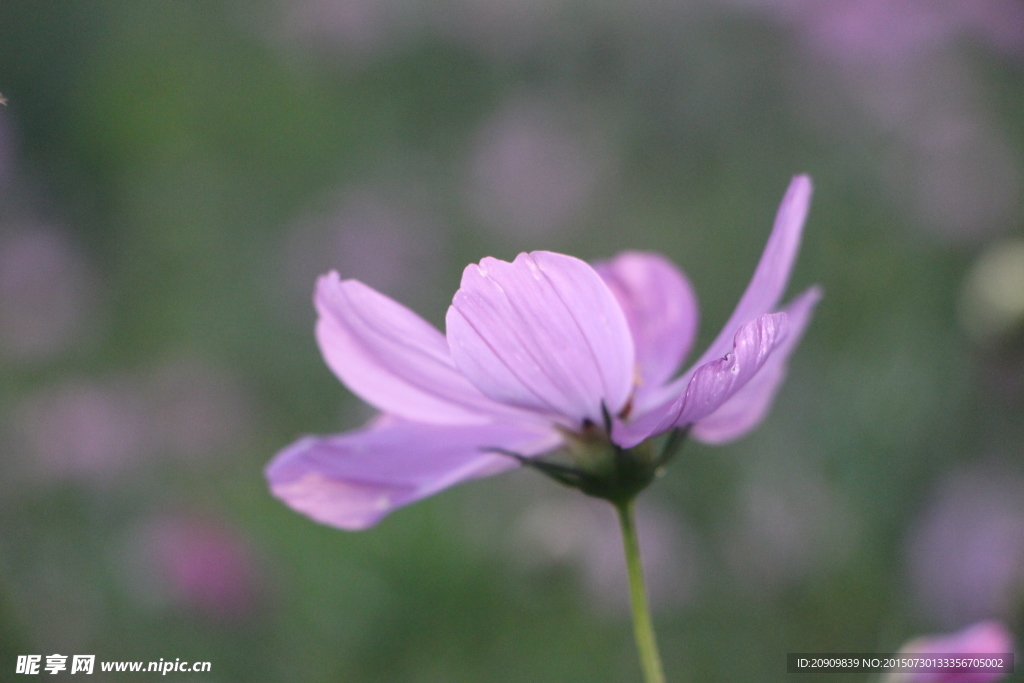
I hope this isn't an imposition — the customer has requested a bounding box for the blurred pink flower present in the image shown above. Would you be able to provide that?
[267,176,820,529]
[11,361,251,487]
[766,0,1024,62]
[0,225,99,362]
[15,379,147,484]
[788,0,945,64]
[951,1,1024,54]
[907,468,1024,626]
[464,99,609,243]
[761,0,1022,240]
[281,186,443,316]
[278,0,421,60]
[884,621,1015,683]
[123,512,263,621]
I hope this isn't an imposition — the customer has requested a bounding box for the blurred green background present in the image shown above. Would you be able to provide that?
[2,1,1023,681]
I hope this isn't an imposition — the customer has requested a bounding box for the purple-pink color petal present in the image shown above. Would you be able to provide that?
[673,312,790,426]
[893,621,1014,683]
[614,312,790,447]
[266,418,561,530]
[446,251,635,424]
[315,273,518,425]
[692,286,822,444]
[594,251,699,402]
[647,176,812,410]
[702,175,811,359]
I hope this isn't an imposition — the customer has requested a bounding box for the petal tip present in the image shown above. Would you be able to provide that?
[265,436,410,531]
[790,173,813,193]
[269,471,400,531]
[313,271,349,308]
[782,175,813,216]
[315,270,342,288]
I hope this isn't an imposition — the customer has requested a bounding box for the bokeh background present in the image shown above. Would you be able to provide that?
[2,1,1024,681]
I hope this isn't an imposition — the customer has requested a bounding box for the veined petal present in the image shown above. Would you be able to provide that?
[315,273,516,425]
[700,175,811,363]
[613,312,789,447]
[594,251,699,400]
[266,418,561,530]
[674,312,790,426]
[447,251,635,423]
[692,287,822,444]
[643,175,813,409]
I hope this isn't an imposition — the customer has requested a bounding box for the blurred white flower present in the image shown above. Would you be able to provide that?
[959,239,1024,344]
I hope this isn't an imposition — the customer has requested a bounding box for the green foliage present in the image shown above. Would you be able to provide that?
[1,2,1023,681]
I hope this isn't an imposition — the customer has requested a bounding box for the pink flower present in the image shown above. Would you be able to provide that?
[266,176,821,529]
[884,621,1015,683]
[124,512,263,621]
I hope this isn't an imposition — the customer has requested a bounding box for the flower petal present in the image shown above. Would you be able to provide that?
[691,287,822,444]
[888,621,1014,683]
[446,251,635,423]
[674,312,790,426]
[700,175,812,363]
[266,417,561,530]
[613,312,790,447]
[640,175,813,411]
[315,273,516,425]
[594,251,699,401]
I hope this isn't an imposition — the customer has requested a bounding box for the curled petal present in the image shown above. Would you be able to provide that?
[267,418,561,530]
[692,287,822,444]
[674,312,790,426]
[643,175,813,409]
[447,251,635,423]
[701,175,811,362]
[594,251,699,400]
[316,273,515,425]
[614,312,790,447]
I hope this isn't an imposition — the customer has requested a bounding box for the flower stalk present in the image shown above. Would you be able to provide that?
[616,498,667,683]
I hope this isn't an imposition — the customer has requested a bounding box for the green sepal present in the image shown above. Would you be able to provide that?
[487,416,688,504]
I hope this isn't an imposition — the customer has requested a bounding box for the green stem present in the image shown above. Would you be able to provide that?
[615,498,667,683]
